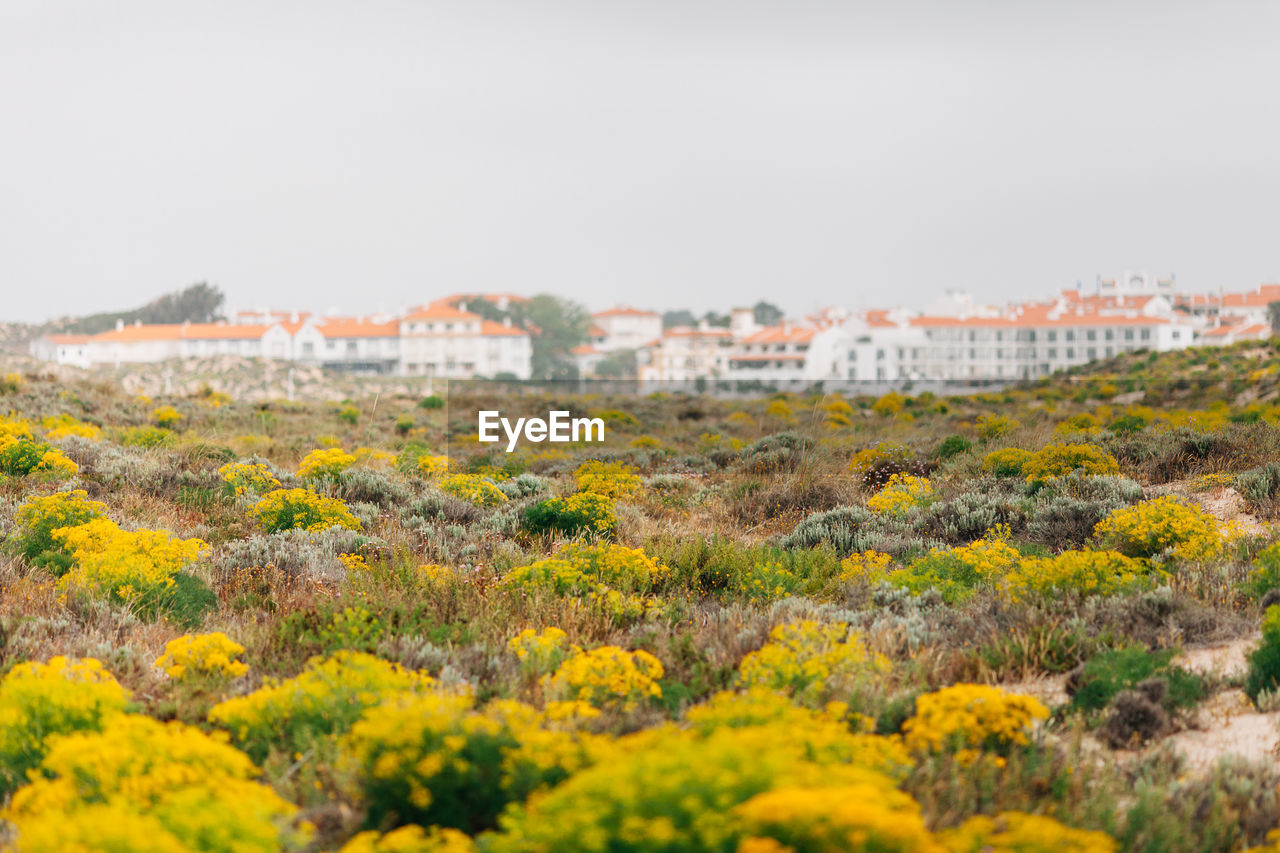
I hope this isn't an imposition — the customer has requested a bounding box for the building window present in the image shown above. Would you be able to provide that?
[1086,330,1096,341]
[1047,330,1057,342]
[1066,348,1075,359]
[1065,330,1075,341]
[876,349,884,361]
[1124,329,1134,341]
[302,342,314,356]
[1047,348,1057,359]
[1141,329,1151,341]
[1087,347,1097,359]
[1105,329,1114,341]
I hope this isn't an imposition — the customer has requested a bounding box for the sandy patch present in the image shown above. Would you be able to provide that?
[1166,689,1280,772]
[1175,634,1259,679]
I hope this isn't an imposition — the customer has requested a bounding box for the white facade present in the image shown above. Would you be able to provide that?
[591,308,662,352]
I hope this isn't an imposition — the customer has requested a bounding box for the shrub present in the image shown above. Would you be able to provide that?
[152,405,183,429]
[573,460,641,498]
[219,460,281,497]
[42,413,101,441]
[523,492,617,537]
[1067,646,1204,714]
[1245,543,1280,601]
[887,531,1022,602]
[297,447,357,480]
[339,826,475,853]
[250,488,362,533]
[733,782,938,853]
[209,651,434,762]
[418,394,445,409]
[1022,443,1120,487]
[975,414,1019,439]
[1004,549,1156,600]
[54,517,210,612]
[156,632,248,680]
[903,684,1048,763]
[737,620,889,707]
[485,723,909,853]
[503,543,668,620]
[1093,495,1225,562]
[9,489,109,569]
[848,442,923,490]
[117,425,174,448]
[1237,463,1280,510]
[338,404,361,425]
[507,627,571,677]
[0,435,78,478]
[342,696,595,835]
[417,454,449,477]
[933,434,972,460]
[1246,605,1280,703]
[438,474,507,507]
[867,473,933,516]
[545,645,665,711]
[6,714,305,853]
[982,447,1033,478]
[940,812,1117,853]
[0,657,130,794]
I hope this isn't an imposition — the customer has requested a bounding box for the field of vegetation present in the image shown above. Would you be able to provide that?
[7,343,1280,851]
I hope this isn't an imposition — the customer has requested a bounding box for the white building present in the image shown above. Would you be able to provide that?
[591,307,662,352]
[28,334,92,368]
[639,325,734,381]
[398,302,531,379]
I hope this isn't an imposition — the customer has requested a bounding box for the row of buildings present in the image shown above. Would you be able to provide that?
[28,275,1280,383]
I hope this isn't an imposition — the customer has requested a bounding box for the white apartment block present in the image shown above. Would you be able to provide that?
[591,307,662,352]
[398,303,532,379]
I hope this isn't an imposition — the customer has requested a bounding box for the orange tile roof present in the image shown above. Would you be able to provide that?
[741,325,816,345]
[731,353,806,362]
[588,325,606,337]
[314,317,399,338]
[43,334,91,344]
[182,323,270,340]
[480,320,529,337]
[90,324,186,342]
[663,327,733,338]
[570,345,601,355]
[403,303,482,322]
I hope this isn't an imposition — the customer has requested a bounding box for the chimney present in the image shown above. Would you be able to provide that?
[134,319,141,327]
[503,316,511,328]
[115,319,124,331]
[459,301,467,313]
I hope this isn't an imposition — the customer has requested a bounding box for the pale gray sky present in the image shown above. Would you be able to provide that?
[3,1,1279,323]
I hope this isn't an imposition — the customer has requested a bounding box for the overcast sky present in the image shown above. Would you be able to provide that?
[3,1,1279,323]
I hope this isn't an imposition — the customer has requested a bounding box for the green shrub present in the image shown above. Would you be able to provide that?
[9,490,109,572]
[1068,646,1203,714]
[1245,543,1280,601]
[1236,463,1280,509]
[1246,606,1280,703]
[523,493,617,538]
[418,394,445,410]
[932,434,972,461]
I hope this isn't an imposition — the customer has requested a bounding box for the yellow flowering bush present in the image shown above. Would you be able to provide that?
[867,473,934,516]
[889,529,1022,602]
[341,694,598,833]
[1093,495,1226,562]
[156,632,249,680]
[573,460,642,498]
[485,723,909,853]
[340,826,476,853]
[903,684,1048,763]
[734,783,940,853]
[218,460,281,496]
[0,434,78,478]
[0,656,130,793]
[297,447,357,479]
[250,488,362,532]
[839,550,894,584]
[5,714,307,853]
[53,517,209,607]
[523,491,617,537]
[939,811,1117,853]
[735,561,802,603]
[508,627,571,675]
[737,620,890,706]
[209,650,434,762]
[417,454,449,477]
[9,489,108,566]
[439,473,508,506]
[42,413,101,441]
[1003,549,1156,599]
[544,645,664,711]
[503,543,670,620]
[848,442,912,478]
[982,447,1033,478]
[152,405,183,429]
[1022,443,1120,487]
[976,413,1019,439]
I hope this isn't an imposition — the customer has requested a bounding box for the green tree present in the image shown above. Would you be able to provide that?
[516,295,590,381]
[663,310,696,329]
[594,349,637,379]
[753,300,783,327]
[1268,301,1280,337]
